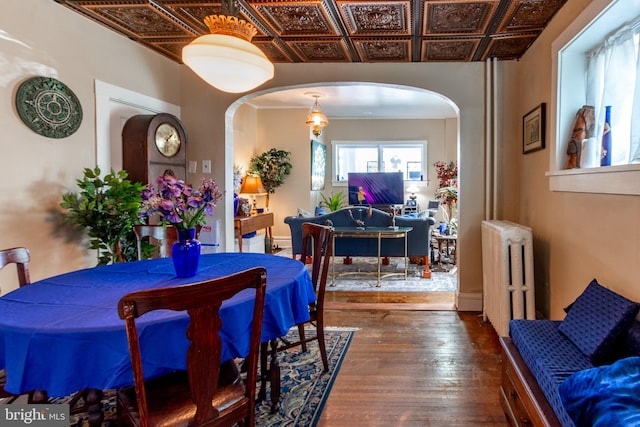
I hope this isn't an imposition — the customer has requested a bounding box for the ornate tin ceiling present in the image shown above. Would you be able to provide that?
[55,0,567,63]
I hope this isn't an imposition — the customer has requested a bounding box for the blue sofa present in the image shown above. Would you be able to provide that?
[500,279,640,427]
[284,207,435,262]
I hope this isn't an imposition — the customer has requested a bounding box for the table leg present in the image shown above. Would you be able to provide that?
[237,230,243,252]
[403,231,408,279]
[376,233,381,287]
[330,235,336,286]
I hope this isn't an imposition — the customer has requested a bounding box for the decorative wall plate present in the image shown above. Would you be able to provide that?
[15,76,83,138]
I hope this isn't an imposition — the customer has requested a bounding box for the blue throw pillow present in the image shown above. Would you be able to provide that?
[315,207,329,216]
[559,356,640,427]
[558,279,640,364]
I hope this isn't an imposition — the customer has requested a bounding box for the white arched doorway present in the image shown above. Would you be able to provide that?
[225,82,460,300]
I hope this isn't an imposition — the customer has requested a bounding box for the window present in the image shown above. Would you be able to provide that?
[548,0,640,195]
[332,141,427,183]
[586,22,639,165]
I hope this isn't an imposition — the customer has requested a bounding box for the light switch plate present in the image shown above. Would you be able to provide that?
[202,160,211,174]
[188,161,197,174]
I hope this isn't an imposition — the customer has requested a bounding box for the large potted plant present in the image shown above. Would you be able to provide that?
[249,148,292,207]
[60,167,146,265]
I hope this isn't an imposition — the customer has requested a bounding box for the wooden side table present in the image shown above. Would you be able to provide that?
[234,212,274,253]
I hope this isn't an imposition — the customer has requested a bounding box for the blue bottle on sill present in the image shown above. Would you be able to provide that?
[600,106,612,166]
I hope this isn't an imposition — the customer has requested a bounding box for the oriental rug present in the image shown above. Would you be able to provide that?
[52,327,355,427]
[275,248,457,292]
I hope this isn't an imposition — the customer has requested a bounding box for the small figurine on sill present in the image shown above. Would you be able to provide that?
[565,105,595,169]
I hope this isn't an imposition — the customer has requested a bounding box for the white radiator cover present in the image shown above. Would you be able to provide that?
[481,220,535,336]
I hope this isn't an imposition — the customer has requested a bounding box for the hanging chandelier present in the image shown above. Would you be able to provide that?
[182,0,274,93]
[305,93,329,137]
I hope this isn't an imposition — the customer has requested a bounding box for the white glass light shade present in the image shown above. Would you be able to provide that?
[182,34,274,93]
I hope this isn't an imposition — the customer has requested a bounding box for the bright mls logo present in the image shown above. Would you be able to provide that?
[1,405,69,426]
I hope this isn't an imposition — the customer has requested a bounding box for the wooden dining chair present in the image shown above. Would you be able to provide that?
[0,247,30,402]
[132,224,178,260]
[278,222,333,372]
[116,267,267,427]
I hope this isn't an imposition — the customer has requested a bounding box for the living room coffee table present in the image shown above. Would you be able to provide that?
[331,226,412,287]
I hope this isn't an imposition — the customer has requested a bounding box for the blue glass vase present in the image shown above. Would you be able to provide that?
[600,105,612,166]
[233,193,239,217]
[172,228,201,278]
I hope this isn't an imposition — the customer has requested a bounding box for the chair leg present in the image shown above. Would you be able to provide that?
[316,321,329,372]
[298,323,307,352]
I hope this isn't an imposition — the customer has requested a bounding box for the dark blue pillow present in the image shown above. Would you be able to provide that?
[559,279,639,364]
[559,356,640,427]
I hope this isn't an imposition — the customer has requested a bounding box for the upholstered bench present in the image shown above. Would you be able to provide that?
[500,279,640,427]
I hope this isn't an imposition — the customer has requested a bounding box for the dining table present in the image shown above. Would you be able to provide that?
[0,252,315,422]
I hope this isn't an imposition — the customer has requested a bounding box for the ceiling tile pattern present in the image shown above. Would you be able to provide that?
[55,0,566,63]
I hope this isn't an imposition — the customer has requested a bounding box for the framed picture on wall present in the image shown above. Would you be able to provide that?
[311,140,326,190]
[523,103,546,154]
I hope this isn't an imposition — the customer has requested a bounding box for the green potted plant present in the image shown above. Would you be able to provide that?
[249,148,292,207]
[319,191,346,212]
[60,167,146,265]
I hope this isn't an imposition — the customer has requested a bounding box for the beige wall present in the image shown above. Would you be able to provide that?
[501,0,640,319]
[0,0,183,290]
[4,1,489,311]
[230,108,458,253]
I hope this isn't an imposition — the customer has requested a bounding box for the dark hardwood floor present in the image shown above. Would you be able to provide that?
[317,291,510,426]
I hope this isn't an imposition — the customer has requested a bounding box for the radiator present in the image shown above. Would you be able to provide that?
[481,220,535,336]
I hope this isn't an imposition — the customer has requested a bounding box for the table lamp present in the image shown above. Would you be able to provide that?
[406,185,419,203]
[239,175,267,213]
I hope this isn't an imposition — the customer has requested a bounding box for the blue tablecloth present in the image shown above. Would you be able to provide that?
[0,253,315,397]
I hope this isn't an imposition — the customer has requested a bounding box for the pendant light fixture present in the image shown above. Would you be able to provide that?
[305,93,329,137]
[182,0,274,93]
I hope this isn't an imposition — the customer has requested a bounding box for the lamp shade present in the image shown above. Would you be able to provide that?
[406,185,420,194]
[305,95,329,137]
[239,175,267,195]
[182,15,274,93]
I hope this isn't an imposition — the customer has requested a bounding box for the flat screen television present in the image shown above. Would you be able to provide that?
[347,172,404,206]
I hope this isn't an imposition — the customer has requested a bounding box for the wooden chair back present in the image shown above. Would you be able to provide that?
[277,222,333,371]
[301,222,333,305]
[0,247,31,290]
[132,225,177,260]
[117,267,267,427]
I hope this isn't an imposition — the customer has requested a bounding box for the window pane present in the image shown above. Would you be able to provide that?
[381,146,423,179]
[334,142,426,182]
[336,146,378,181]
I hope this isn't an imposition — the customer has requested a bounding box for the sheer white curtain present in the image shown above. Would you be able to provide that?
[586,24,639,165]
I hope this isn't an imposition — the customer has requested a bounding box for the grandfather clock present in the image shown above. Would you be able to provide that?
[122,113,187,185]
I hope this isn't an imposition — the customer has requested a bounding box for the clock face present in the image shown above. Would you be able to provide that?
[154,123,182,158]
[15,76,83,138]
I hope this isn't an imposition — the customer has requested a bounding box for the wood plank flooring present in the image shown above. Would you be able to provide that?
[317,291,510,426]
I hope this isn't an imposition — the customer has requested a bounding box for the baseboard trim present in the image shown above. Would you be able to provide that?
[456,291,482,311]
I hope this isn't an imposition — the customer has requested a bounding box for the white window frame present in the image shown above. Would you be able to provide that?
[547,0,640,195]
[331,140,428,185]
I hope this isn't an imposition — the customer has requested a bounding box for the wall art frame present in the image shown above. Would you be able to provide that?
[523,103,546,154]
[311,139,326,190]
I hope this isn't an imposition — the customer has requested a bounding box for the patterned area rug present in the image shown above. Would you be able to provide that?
[275,249,457,292]
[51,327,355,427]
